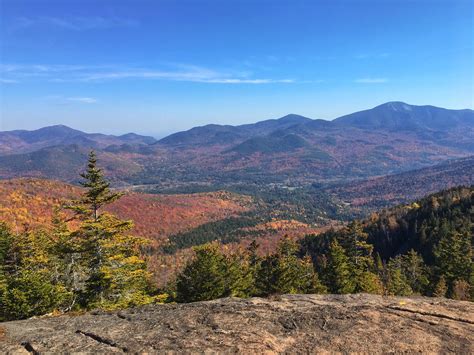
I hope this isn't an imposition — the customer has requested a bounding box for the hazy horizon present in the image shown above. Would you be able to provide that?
[1,100,474,138]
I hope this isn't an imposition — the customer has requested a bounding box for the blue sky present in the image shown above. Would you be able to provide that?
[1,0,473,137]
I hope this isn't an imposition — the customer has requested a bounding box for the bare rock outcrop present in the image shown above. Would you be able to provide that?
[1,294,473,353]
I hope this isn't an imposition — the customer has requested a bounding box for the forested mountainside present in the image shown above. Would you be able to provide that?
[0,178,254,242]
[329,155,474,210]
[1,152,472,323]
[302,186,473,298]
[1,102,473,186]
[0,177,339,287]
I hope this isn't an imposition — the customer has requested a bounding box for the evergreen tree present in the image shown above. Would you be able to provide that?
[0,227,71,320]
[176,244,227,302]
[338,221,382,293]
[255,238,326,296]
[355,271,384,294]
[434,230,472,295]
[433,276,447,297]
[386,257,412,296]
[400,249,429,295]
[325,240,355,294]
[66,151,153,308]
[68,151,122,221]
[240,240,262,297]
[342,221,374,271]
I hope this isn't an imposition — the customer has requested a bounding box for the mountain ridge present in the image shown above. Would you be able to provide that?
[1,102,473,186]
[0,125,157,155]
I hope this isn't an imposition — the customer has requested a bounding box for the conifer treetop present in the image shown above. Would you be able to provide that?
[71,151,123,220]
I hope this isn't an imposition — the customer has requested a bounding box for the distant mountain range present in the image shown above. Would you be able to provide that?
[0,125,157,155]
[0,102,473,186]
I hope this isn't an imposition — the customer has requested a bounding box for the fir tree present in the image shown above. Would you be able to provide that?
[66,151,153,308]
[176,244,227,302]
[355,271,384,294]
[386,257,412,296]
[400,249,429,295]
[434,230,472,295]
[255,238,326,296]
[68,151,122,221]
[343,221,374,271]
[326,240,355,294]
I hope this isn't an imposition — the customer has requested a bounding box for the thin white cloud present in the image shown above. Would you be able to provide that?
[67,97,98,104]
[354,53,391,60]
[2,63,296,85]
[0,78,19,84]
[355,78,388,84]
[8,16,138,32]
[82,71,294,84]
[198,78,294,84]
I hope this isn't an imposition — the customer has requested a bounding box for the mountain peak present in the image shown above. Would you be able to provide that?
[35,124,81,133]
[277,114,312,123]
[375,102,413,112]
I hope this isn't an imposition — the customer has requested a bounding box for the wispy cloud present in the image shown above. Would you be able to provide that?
[0,78,19,84]
[8,16,138,32]
[354,78,388,84]
[40,95,98,104]
[1,63,296,85]
[67,97,98,104]
[354,53,390,60]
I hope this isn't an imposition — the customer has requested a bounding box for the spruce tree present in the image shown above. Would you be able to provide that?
[176,244,227,302]
[255,238,326,296]
[341,221,374,271]
[400,249,429,295]
[66,151,152,308]
[69,151,122,221]
[326,239,355,294]
[434,230,472,295]
[0,227,71,320]
[386,257,412,296]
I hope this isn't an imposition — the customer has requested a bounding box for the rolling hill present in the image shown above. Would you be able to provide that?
[0,178,254,243]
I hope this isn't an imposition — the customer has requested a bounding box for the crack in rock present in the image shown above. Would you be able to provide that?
[75,330,129,352]
[387,306,474,324]
[21,341,39,355]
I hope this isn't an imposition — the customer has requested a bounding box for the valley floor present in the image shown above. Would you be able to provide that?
[1,294,473,353]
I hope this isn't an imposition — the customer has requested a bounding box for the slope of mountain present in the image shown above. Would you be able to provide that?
[1,102,473,186]
[303,186,473,263]
[334,102,474,131]
[0,125,157,155]
[230,133,309,155]
[0,145,143,182]
[0,178,254,243]
[329,156,474,209]
[157,114,312,147]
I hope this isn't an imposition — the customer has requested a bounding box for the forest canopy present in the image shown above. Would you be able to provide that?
[1,153,473,321]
